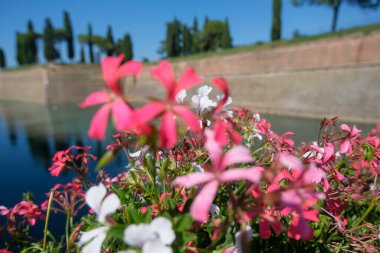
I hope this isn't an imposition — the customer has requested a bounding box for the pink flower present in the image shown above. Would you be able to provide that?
[133,61,202,149]
[339,124,361,154]
[48,150,71,176]
[173,129,262,222]
[13,201,45,226]
[211,77,242,145]
[80,55,143,139]
[287,210,319,240]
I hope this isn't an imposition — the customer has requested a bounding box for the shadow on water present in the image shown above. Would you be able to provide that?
[0,101,376,241]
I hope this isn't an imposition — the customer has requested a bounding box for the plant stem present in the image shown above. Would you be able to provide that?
[352,197,378,228]
[43,190,55,250]
[65,210,71,252]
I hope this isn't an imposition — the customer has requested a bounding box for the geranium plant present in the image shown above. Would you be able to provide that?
[1,54,379,253]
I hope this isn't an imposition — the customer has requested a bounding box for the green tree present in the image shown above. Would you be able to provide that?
[88,24,94,64]
[43,19,59,62]
[117,33,133,60]
[25,20,38,64]
[16,32,25,65]
[202,20,226,52]
[221,18,232,48]
[193,17,201,53]
[105,26,115,56]
[271,0,282,41]
[182,25,193,55]
[292,0,379,32]
[64,11,74,60]
[80,46,85,63]
[165,18,182,57]
[0,48,6,69]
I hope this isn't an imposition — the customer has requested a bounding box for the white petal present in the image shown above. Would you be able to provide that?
[235,226,253,252]
[118,251,137,253]
[81,232,107,253]
[210,204,220,216]
[197,86,212,97]
[175,89,187,104]
[192,163,205,173]
[124,224,155,247]
[142,239,172,253]
[150,217,175,245]
[85,184,107,215]
[129,150,142,158]
[98,193,120,223]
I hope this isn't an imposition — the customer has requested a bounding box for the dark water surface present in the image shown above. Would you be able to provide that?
[0,101,376,238]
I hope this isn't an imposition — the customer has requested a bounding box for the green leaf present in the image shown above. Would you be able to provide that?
[175,214,194,231]
[95,148,120,170]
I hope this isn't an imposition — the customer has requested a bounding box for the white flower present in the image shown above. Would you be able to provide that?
[78,226,108,253]
[210,204,220,216]
[191,85,217,115]
[235,226,253,253]
[85,183,121,223]
[175,89,187,104]
[124,217,175,253]
[253,112,261,122]
[192,163,205,173]
[216,94,233,118]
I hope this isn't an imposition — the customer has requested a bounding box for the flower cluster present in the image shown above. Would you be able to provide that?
[1,56,379,253]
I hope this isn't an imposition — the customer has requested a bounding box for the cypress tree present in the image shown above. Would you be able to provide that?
[43,18,59,62]
[271,0,282,41]
[64,11,75,60]
[165,19,182,57]
[105,26,115,56]
[88,24,94,64]
[0,48,6,69]
[122,33,133,60]
[16,32,25,65]
[26,20,38,64]
[221,18,232,49]
[182,25,193,55]
[193,17,201,54]
[80,46,85,63]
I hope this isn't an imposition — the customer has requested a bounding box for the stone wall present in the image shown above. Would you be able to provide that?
[1,32,380,122]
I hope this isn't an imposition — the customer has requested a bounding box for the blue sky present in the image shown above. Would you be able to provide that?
[1,0,380,67]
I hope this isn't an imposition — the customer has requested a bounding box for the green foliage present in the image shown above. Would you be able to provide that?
[43,19,59,62]
[0,48,6,68]
[105,26,115,56]
[64,11,75,60]
[117,33,133,61]
[192,18,201,54]
[88,24,94,64]
[202,20,226,52]
[25,20,38,64]
[221,18,233,48]
[182,25,193,55]
[271,0,282,41]
[165,18,182,57]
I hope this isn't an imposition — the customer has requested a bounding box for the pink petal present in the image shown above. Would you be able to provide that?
[351,125,361,136]
[340,124,351,133]
[79,91,111,108]
[102,55,124,95]
[287,215,314,240]
[160,111,177,149]
[118,60,143,77]
[175,67,203,96]
[303,164,325,184]
[339,140,351,154]
[213,120,229,146]
[226,125,243,144]
[111,98,134,131]
[278,154,303,179]
[221,145,253,169]
[221,167,262,184]
[204,128,223,170]
[303,210,320,222]
[133,101,165,126]
[190,180,219,222]
[173,172,215,188]
[259,218,272,239]
[172,105,201,133]
[212,77,229,113]
[151,61,175,93]
[88,104,112,140]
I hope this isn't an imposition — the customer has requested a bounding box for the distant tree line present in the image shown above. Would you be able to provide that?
[15,11,135,66]
[160,17,233,58]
